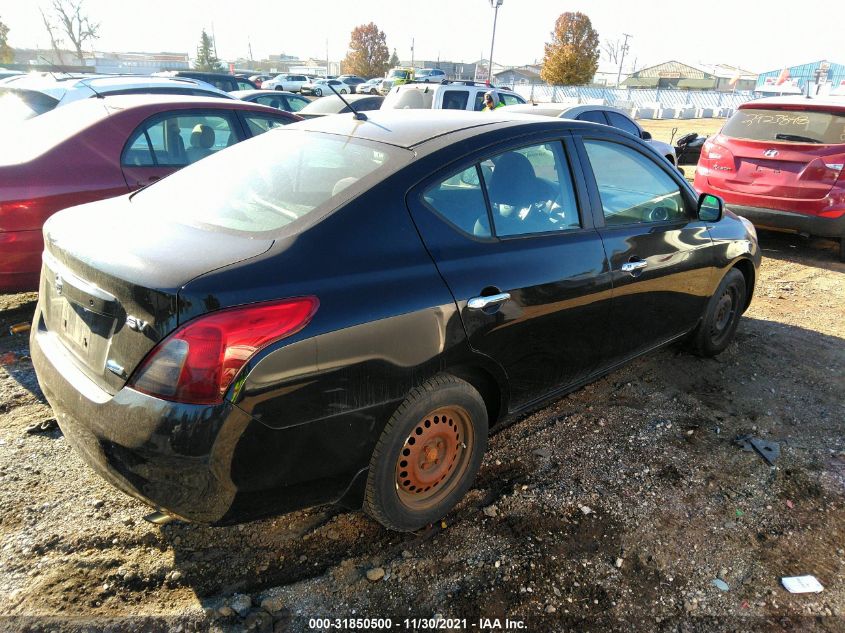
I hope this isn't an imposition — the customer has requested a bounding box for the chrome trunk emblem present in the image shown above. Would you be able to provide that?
[764,149,779,157]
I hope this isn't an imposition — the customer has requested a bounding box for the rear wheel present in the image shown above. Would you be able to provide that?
[364,375,488,532]
[315,88,322,97]
[690,268,746,357]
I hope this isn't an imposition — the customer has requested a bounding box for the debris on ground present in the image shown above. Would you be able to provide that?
[735,434,781,466]
[782,575,825,594]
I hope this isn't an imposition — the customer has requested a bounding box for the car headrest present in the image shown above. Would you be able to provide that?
[190,124,215,149]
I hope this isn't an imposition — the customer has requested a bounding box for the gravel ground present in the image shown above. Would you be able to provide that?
[1,230,843,633]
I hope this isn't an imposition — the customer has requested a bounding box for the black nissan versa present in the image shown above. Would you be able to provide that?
[30,110,760,532]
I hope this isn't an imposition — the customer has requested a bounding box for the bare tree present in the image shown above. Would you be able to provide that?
[41,0,99,66]
[602,38,622,65]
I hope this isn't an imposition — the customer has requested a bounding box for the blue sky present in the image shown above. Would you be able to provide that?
[1,0,842,74]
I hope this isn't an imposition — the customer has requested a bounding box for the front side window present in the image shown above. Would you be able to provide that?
[282,95,309,112]
[123,112,239,167]
[584,140,686,225]
[501,93,523,106]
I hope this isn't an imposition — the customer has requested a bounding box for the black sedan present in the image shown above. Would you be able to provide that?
[31,111,760,532]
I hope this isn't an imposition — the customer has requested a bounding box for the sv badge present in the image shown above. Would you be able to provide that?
[126,315,149,332]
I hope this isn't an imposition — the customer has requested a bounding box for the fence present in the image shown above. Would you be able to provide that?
[512,85,758,118]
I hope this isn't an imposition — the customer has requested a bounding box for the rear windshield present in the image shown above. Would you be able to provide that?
[0,99,106,164]
[129,129,410,235]
[723,107,845,145]
[0,88,60,123]
[382,88,434,110]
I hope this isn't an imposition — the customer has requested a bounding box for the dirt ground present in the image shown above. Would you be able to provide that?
[1,229,843,633]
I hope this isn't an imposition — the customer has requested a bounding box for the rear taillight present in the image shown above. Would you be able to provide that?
[700,138,735,174]
[128,297,319,405]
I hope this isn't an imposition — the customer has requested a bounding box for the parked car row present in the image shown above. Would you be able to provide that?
[24,108,760,532]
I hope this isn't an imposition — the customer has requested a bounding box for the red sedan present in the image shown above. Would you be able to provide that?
[0,94,301,293]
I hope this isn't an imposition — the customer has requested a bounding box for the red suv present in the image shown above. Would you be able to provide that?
[694,97,845,260]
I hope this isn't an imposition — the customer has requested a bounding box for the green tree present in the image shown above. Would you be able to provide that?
[541,12,600,86]
[341,23,390,78]
[389,48,399,68]
[0,16,13,65]
[194,29,222,71]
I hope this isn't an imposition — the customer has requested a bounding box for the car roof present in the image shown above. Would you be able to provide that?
[231,89,300,98]
[97,93,279,110]
[0,73,231,101]
[499,102,633,119]
[290,108,583,150]
[740,95,845,112]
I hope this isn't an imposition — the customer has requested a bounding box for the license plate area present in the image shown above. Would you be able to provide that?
[47,288,118,374]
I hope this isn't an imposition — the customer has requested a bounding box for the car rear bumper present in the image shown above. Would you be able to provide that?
[725,204,845,239]
[30,305,361,524]
[0,230,43,293]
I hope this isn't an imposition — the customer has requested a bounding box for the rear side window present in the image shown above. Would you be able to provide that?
[283,96,309,112]
[423,142,580,239]
[722,107,845,145]
[577,110,607,125]
[442,90,468,110]
[584,140,685,225]
[241,113,291,136]
[606,111,640,137]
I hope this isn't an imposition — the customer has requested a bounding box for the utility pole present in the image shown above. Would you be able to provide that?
[488,0,503,85]
[211,22,218,58]
[616,33,631,88]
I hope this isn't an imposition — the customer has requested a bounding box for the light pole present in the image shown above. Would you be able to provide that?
[616,33,631,88]
[487,0,503,85]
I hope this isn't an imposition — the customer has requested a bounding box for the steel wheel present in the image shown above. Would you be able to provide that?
[364,374,488,531]
[690,268,746,357]
[395,405,474,511]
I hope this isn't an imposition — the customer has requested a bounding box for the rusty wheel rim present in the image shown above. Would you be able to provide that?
[395,405,474,510]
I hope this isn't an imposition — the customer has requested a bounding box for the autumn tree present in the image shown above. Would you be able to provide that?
[341,23,390,78]
[40,0,100,65]
[389,48,399,68]
[0,16,13,65]
[194,29,222,71]
[541,12,600,86]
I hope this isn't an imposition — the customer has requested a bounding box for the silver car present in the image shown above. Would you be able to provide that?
[499,103,678,166]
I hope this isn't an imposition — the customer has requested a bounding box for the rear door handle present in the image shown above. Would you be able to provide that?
[620,260,648,273]
[467,293,511,310]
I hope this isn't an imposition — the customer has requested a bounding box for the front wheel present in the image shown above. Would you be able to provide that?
[689,268,746,356]
[315,88,322,97]
[364,375,488,532]
[340,88,347,94]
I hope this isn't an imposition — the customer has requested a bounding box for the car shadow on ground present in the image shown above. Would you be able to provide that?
[146,315,845,630]
[756,229,843,272]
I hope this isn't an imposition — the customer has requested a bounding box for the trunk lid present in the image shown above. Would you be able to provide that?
[38,195,274,394]
[706,105,845,200]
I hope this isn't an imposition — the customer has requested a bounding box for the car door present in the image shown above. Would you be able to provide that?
[407,135,613,412]
[120,109,244,190]
[574,130,715,364]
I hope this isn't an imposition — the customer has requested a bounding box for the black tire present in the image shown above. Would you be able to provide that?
[315,88,322,97]
[690,268,746,357]
[839,238,845,262]
[275,86,284,91]
[364,374,488,532]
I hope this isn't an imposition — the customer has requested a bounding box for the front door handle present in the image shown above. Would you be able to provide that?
[467,292,511,310]
[620,260,648,274]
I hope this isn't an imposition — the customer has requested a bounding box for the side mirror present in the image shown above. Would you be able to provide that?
[641,130,652,141]
[698,193,723,223]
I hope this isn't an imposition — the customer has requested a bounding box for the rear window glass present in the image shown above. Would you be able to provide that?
[129,130,409,235]
[0,99,105,164]
[0,88,60,123]
[383,88,435,110]
[722,108,845,145]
